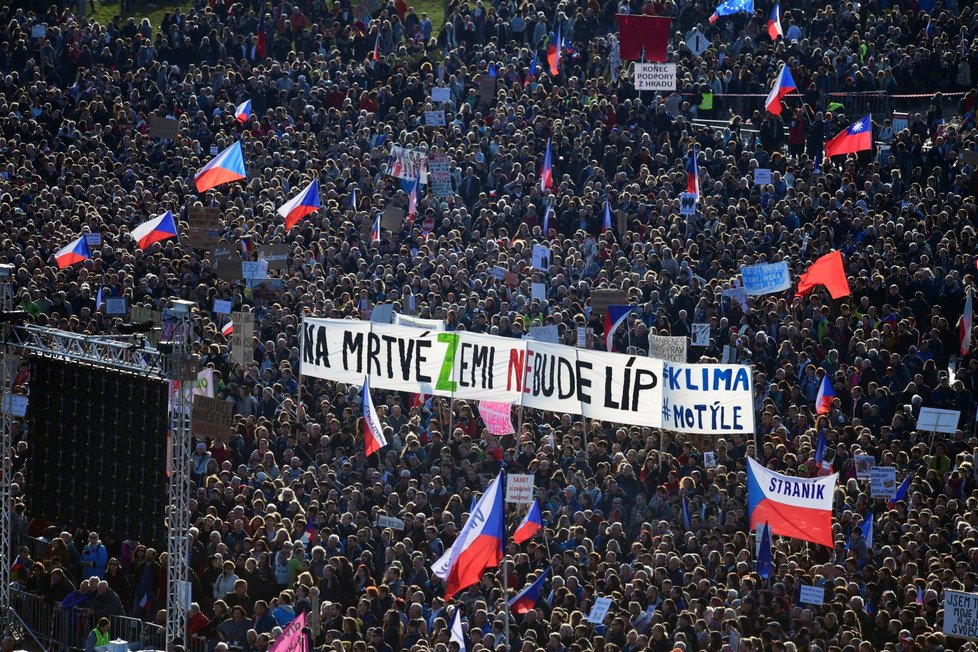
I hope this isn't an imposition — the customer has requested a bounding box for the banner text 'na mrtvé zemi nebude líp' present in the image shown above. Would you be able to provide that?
[299,318,755,435]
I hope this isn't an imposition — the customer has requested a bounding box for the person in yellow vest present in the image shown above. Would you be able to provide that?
[85,617,111,652]
[697,84,714,120]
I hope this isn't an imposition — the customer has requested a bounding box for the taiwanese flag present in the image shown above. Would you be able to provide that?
[131,211,179,250]
[764,62,796,116]
[513,500,543,544]
[54,235,90,269]
[508,567,550,614]
[767,2,783,40]
[233,100,251,123]
[824,115,873,158]
[361,376,388,457]
[604,305,632,352]
[686,146,700,198]
[796,250,851,299]
[540,138,553,192]
[547,25,561,76]
[815,375,836,414]
[194,141,247,192]
[278,179,321,230]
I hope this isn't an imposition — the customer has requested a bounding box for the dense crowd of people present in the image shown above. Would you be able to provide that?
[3,0,978,651]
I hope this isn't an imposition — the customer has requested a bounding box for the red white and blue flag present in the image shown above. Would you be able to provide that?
[825,115,872,158]
[764,62,796,116]
[408,174,421,222]
[540,138,553,192]
[55,235,90,269]
[508,567,550,614]
[747,457,837,547]
[278,179,321,230]
[767,2,783,40]
[513,499,543,544]
[604,305,632,352]
[361,376,388,457]
[547,25,562,75]
[222,321,234,337]
[131,211,179,250]
[602,198,612,233]
[373,31,381,61]
[815,374,836,414]
[432,472,505,600]
[542,201,553,237]
[686,147,700,198]
[526,51,538,86]
[194,141,247,192]
[887,474,912,509]
[371,214,382,243]
[234,100,251,123]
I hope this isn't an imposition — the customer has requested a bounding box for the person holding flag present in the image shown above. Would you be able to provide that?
[824,115,873,159]
[540,138,553,192]
[764,63,796,116]
[547,25,562,76]
[604,305,632,353]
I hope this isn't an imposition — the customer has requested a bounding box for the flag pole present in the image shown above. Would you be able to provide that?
[501,473,510,652]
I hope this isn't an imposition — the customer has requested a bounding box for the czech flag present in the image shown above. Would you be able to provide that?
[408,174,421,222]
[796,250,851,299]
[602,198,612,233]
[547,25,561,76]
[604,305,632,352]
[278,179,321,230]
[508,567,550,614]
[55,235,90,269]
[813,429,827,467]
[681,495,692,530]
[824,115,872,158]
[349,187,359,210]
[887,474,911,509]
[686,147,700,198]
[222,321,234,337]
[764,62,796,116]
[815,375,836,414]
[194,141,246,192]
[234,100,251,123]
[960,287,972,356]
[431,472,505,600]
[846,512,873,550]
[371,214,382,243]
[373,31,381,61]
[513,500,543,544]
[361,376,388,457]
[526,51,538,86]
[767,2,783,40]
[747,457,837,547]
[542,201,553,236]
[131,211,179,250]
[540,138,553,192]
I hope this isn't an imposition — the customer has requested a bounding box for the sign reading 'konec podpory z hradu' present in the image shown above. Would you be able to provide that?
[298,318,754,434]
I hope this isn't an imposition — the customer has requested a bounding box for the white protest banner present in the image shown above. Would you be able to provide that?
[740,262,791,296]
[428,153,453,198]
[85,233,102,247]
[855,455,874,480]
[704,451,716,468]
[532,244,551,271]
[431,87,451,103]
[385,145,427,182]
[213,299,233,315]
[527,325,559,343]
[104,297,129,316]
[679,192,697,216]
[577,327,587,347]
[301,319,674,430]
[242,259,269,280]
[753,168,772,185]
[377,515,406,531]
[505,473,534,504]
[587,597,614,624]
[231,312,254,366]
[393,313,446,331]
[691,323,711,347]
[531,282,546,302]
[648,334,687,363]
[634,63,677,90]
[917,407,961,434]
[424,110,446,126]
[870,466,897,499]
[945,590,978,640]
[479,400,515,435]
[799,585,824,606]
[660,363,755,434]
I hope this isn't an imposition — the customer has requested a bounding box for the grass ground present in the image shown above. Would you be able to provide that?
[89,0,446,38]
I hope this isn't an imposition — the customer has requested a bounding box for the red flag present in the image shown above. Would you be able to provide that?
[616,15,671,61]
[796,251,851,299]
[824,115,873,158]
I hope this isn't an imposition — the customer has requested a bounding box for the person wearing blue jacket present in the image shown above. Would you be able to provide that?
[80,532,108,580]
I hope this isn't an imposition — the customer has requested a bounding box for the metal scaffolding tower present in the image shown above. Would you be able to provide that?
[0,296,193,648]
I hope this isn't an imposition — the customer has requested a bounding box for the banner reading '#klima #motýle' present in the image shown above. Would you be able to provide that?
[299,318,755,434]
